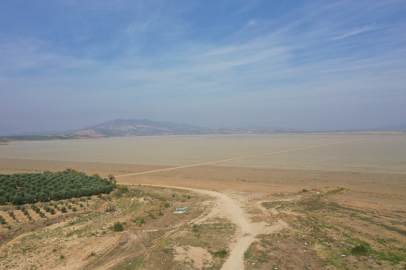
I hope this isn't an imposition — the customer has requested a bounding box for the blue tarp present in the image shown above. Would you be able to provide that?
[176,207,188,211]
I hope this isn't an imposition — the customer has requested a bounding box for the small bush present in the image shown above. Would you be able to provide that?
[164,203,170,208]
[60,255,65,259]
[113,222,124,232]
[213,249,228,258]
[61,207,67,213]
[134,218,145,227]
[351,244,370,256]
[72,207,77,212]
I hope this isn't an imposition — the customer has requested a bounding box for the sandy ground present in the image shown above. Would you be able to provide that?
[1,133,405,269]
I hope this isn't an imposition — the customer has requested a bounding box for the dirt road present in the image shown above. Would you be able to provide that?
[116,142,358,269]
[179,187,253,270]
[121,183,285,270]
[116,140,357,178]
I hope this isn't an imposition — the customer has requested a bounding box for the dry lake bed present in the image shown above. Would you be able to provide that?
[1,132,406,269]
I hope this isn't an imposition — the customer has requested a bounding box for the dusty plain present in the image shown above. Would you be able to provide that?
[0,132,406,269]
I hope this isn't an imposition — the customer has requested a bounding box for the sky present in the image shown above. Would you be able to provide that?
[0,0,405,133]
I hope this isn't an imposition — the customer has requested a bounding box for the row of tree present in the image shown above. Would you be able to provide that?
[0,169,115,205]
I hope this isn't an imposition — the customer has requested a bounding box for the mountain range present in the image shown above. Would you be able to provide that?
[70,119,306,137]
[0,119,306,141]
[2,119,406,142]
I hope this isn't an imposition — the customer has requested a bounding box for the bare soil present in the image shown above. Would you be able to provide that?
[1,133,405,269]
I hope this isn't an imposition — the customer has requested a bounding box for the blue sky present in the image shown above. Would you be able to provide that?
[0,0,405,132]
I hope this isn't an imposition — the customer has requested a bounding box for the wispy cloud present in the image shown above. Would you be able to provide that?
[332,25,380,40]
[0,0,405,130]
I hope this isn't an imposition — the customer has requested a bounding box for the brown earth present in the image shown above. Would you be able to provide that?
[0,154,405,269]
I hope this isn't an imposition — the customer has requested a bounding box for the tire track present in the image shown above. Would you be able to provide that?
[116,140,357,178]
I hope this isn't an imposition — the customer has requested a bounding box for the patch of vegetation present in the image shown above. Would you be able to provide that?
[113,222,124,232]
[112,256,145,270]
[212,249,228,258]
[133,218,145,227]
[0,169,114,205]
[351,244,371,256]
[378,251,406,264]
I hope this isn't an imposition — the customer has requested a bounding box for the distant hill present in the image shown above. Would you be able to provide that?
[69,119,306,137]
[72,119,204,137]
[0,119,306,141]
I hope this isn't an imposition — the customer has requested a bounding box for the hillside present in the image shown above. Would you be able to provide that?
[0,119,306,141]
[69,119,306,137]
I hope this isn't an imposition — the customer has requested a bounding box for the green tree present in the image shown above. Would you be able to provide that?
[108,174,117,188]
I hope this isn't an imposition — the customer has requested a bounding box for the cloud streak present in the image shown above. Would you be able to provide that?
[0,0,405,131]
[332,25,380,40]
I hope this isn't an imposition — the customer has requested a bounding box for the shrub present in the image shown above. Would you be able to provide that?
[164,203,170,208]
[134,218,145,227]
[351,244,370,256]
[50,208,55,215]
[61,207,67,213]
[213,249,228,258]
[72,207,77,212]
[113,222,124,232]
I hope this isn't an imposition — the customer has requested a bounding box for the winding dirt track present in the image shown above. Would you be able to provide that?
[150,186,253,270]
[117,140,355,269]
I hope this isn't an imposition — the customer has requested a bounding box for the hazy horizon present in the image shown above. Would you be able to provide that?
[1,1,405,132]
